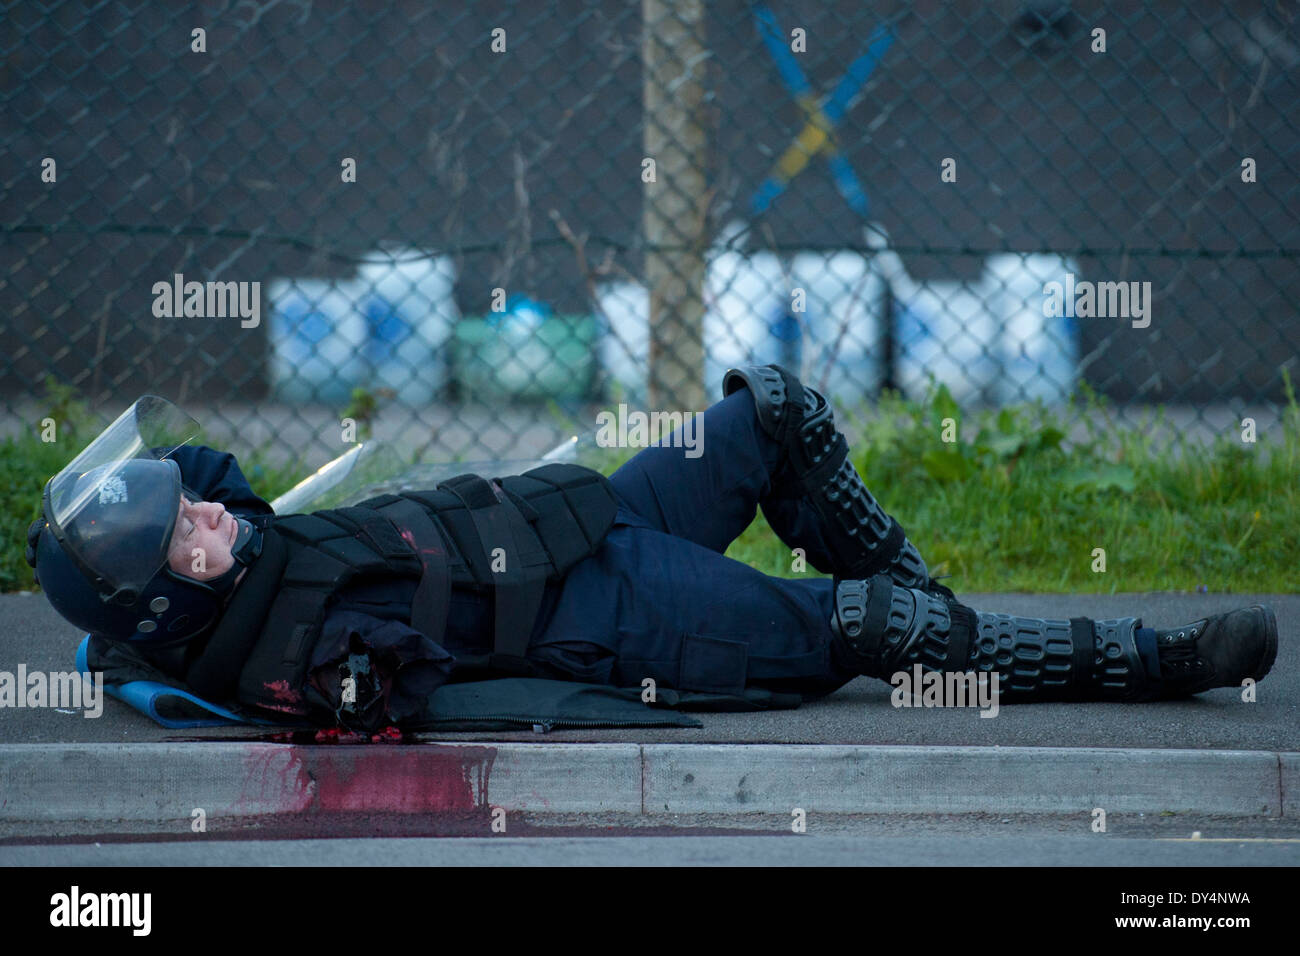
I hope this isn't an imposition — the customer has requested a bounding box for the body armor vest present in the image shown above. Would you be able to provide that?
[182,463,619,719]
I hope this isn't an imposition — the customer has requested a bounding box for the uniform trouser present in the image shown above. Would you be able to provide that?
[532,390,863,700]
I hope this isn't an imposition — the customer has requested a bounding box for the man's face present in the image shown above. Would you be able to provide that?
[166,496,237,581]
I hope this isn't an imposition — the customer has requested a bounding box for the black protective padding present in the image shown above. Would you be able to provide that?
[188,464,620,719]
[946,601,976,670]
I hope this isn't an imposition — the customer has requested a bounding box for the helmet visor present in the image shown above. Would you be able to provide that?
[43,396,199,600]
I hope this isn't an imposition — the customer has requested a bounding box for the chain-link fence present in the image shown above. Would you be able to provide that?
[4,0,1298,468]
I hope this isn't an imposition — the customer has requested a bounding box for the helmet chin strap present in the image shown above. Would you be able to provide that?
[205,516,263,598]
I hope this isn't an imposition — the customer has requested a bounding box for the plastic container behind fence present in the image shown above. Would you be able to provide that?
[266,279,369,404]
[454,296,597,401]
[789,250,885,405]
[984,253,1080,406]
[867,224,1081,407]
[355,247,457,404]
[866,227,1000,406]
[596,280,649,401]
[596,279,792,403]
[705,240,791,389]
[598,223,799,402]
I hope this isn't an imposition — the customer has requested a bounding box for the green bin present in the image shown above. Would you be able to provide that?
[452,314,597,401]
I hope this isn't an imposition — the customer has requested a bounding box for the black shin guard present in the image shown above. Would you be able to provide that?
[723,364,932,588]
[830,576,1152,702]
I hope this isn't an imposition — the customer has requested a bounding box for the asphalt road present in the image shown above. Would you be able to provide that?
[5,832,1299,866]
[1,591,1295,750]
[7,809,1299,865]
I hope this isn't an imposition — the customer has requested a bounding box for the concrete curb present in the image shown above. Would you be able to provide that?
[0,743,1291,824]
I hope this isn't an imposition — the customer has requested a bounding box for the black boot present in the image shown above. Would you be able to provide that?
[829,576,1155,702]
[724,364,950,596]
[1149,605,1278,699]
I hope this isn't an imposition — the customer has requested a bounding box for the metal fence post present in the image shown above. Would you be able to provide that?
[642,0,708,411]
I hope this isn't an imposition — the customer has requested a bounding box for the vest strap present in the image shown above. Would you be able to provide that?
[437,475,548,662]
[378,497,452,649]
[1070,617,1096,693]
[239,547,352,714]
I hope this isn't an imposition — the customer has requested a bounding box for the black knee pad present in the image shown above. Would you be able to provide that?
[723,363,847,498]
[723,363,918,581]
[830,575,965,679]
[722,364,805,444]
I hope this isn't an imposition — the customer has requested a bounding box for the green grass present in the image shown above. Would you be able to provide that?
[722,374,1300,593]
[6,373,1299,594]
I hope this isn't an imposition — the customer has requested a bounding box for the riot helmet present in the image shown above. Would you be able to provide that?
[28,395,259,647]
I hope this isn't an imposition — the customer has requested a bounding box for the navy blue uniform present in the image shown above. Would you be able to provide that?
[536,390,857,700]
[159,391,859,707]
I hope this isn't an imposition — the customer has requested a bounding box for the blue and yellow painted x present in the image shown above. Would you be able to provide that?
[750,5,895,219]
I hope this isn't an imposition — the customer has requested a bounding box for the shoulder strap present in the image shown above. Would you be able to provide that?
[185,527,289,701]
[437,474,548,674]
[372,495,452,649]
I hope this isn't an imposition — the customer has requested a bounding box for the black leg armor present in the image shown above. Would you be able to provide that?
[830,576,1152,702]
[723,364,935,590]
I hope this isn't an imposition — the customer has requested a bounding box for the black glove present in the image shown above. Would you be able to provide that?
[311,633,390,733]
